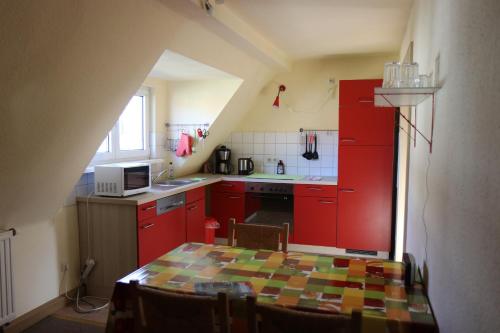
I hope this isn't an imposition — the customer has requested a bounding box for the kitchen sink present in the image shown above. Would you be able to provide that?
[154,179,199,187]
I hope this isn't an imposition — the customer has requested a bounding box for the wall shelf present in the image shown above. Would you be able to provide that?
[374,87,440,153]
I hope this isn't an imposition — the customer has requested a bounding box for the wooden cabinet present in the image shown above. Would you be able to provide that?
[210,191,245,238]
[337,79,395,253]
[186,187,206,243]
[294,185,337,247]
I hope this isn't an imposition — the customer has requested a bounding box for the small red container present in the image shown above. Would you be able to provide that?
[204,218,220,244]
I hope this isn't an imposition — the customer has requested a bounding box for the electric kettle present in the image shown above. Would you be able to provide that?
[238,158,254,175]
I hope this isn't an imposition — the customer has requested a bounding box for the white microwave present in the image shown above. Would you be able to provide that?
[94,162,151,197]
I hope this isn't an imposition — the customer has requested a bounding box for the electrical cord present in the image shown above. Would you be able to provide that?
[59,190,110,313]
[422,154,431,264]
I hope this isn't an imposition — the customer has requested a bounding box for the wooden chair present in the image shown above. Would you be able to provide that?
[246,296,362,333]
[227,218,289,252]
[130,280,230,333]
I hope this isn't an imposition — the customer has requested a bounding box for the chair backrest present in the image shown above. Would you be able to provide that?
[246,296,361,333]
[227,218,289,252]
[130,280,230,333]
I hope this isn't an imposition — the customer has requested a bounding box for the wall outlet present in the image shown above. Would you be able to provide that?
[80,258,95,281]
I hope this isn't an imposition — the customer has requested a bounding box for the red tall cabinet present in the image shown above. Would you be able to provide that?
[337,79,395,252]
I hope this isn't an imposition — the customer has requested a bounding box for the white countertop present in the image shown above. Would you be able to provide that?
[77,173,338,205]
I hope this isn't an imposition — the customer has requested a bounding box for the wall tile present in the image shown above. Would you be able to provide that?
[309,167,321,176]
[264,132,276,144]
[286,132,299,144]
[286,155,298,167]
[264,143,275,155]
[253,143,264,154]
[243,132,254,144]
[275,132,287,143]
[243,143,253,155]
[224,130,338,177]
[286,144,298,155]
[286,166,298,175]
[320,168,334,177]
[254,132,265,143]
[298,167,309,176]
[275,143,287,155]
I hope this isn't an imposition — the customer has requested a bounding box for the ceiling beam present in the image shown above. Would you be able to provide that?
[160,0,292,71]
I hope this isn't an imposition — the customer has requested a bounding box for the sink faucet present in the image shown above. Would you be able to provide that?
[152,169,169,184]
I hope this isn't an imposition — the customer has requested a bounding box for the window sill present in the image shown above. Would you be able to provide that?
[83,158,164,174]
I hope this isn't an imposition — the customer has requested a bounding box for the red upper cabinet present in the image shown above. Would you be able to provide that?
[339,80,395,146]
[337,145,393,252]
[339,79,382,107]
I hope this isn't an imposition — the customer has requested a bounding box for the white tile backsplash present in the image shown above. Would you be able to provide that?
[226,131,338,177]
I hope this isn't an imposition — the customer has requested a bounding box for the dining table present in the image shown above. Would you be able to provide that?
[105,243,437,333]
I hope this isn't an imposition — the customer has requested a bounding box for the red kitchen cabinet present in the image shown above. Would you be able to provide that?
[339,79,382,107]
[337,146,393,252]
[339,80,395,146]
[186,187,206,243]
[211,191,245,238]
[294,196,337,247]
[138,214,168,267]
[138,199,186,267]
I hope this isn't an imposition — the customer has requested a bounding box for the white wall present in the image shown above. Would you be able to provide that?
[236,53,397,132]
[0,0,274,316]
[401,1,500,332]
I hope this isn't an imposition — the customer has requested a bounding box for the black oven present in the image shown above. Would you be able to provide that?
[244,182,294,233]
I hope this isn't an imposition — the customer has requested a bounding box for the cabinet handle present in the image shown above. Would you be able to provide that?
[339,188,355,192]
[358,98,374,103]
[228,196,241,199]
[306,187,322,191]
[340,138,356,142]
[319,200,334,204]
[188,205,198,211]
[221,183,234,187]
[142,205,156,211]
[141,223,155,229]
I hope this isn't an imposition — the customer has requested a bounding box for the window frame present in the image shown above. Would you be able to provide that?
[89,87,151,166]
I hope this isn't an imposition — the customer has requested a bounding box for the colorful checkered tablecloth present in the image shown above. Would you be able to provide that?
[107,243,436,333]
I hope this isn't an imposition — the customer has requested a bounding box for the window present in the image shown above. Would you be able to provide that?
[90,87,151,165]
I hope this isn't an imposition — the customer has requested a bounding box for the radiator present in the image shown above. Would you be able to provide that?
[0,229,15,326]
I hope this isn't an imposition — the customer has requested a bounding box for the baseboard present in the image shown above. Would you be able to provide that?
[3,290,74,333]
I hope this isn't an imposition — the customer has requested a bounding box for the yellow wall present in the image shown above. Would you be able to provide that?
[0,0,274,316]
[237,53,397,132]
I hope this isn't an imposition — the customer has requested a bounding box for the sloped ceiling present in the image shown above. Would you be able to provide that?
[0,0,274,227]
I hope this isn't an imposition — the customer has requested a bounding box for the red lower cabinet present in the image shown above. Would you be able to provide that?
[138,205,186,267]
[294,196,337,247]
[210,191,245,238]
[337,145,393,252]
[186,198,206,243]
[138,214,168,267]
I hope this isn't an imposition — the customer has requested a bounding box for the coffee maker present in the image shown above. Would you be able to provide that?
[214,145,233,174]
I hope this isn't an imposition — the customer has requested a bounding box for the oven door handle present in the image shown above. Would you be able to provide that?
[248,194,291,200]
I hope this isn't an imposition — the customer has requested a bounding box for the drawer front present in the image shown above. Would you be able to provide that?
[211,181,245,193]
[294,184,337,197]
[137,201,157,221]
[186,186,205,203]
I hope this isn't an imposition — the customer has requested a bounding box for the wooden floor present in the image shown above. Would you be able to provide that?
[22,304,108,333]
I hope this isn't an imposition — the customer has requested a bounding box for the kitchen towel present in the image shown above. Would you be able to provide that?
[176,133,193,157]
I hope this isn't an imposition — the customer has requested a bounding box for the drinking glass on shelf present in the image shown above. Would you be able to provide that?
[383,62,401,88]
[401,62,419,87]
[419,74,431,87]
